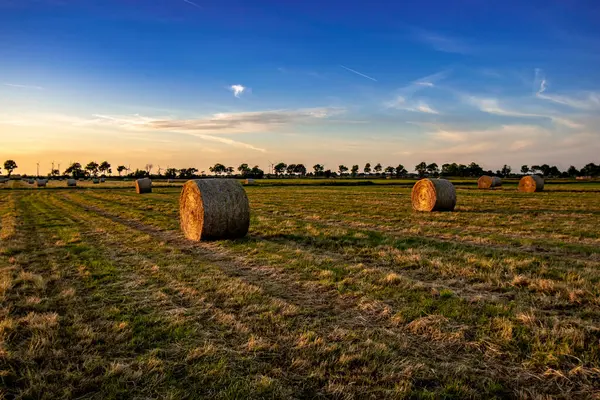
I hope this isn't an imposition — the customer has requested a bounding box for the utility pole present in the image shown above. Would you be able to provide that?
[36,162,40,178]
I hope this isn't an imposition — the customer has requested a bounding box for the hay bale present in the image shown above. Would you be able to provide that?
[244,178,255,185]
[100,177,106,183]
[0,178,7,184]
[518,175,544,192]
[36,179,47,187]
[67,179,77,187]
[28,179,34,184]
[411,178,456,212]
[135,178,152,194]
[477,175,502,189]
[180,179,250,241]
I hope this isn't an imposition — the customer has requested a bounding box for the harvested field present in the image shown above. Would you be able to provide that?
[1,182,599,398]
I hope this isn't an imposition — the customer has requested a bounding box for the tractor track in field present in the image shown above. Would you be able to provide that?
[57,192,600,328]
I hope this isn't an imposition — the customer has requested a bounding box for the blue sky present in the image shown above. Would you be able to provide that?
[1,0,599,174]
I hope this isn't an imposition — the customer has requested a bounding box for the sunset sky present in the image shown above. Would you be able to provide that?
[1,0,599,175]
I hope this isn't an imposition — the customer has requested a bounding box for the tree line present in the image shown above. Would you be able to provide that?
[2,159,600,179]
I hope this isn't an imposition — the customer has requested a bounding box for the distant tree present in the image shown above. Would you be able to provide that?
[313,164,324,176]
[364,163,371,174]
[145,164,153,175]
[351,165,359,178]
[85,161,99,177]
[238,163,251,176]
[384,166,395,176]
[3,160,17,177]
[286,164,297,175]
[50,169,60,177]
[338,165,348,176]
[274,162,287,176]
[581,163,599,176]
[209,163,226,176]
[520,165,529,175]
[178,167,198,179]
[374,163,382,175]
[324,169,332,178]
[250,165,264,179]
[530,165,541,174]
[117,165,127,176]
[64,162,83,178]
[99,161,111,176]
[395,164,407,177]
[294,164,307,176]
[467,162,483,177]
[165,168,178,179]
[426,163,439,176]
[226,166,234,176]
[567,165,579,177]
[132,169,148,179]
[501,164,512,177]
[415,161,427,178]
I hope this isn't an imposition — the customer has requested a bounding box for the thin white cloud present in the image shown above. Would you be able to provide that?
[534,69,600,110]
[339,65,378,82]
[414,30,471,54]
[182,0,201,9]
[3,83,44,90]
[415,102,438,114]
[229,84,246,98]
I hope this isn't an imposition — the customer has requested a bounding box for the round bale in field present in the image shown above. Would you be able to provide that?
[36,179,48,187]
[93,178,100,184]
[244,178,255,185]
[180,179,250,241]
[28,179,34,184]
[135,178,152,194]
[67,179,77,187]
[411,178,456,212]
[518,175,544,192]
[100,177,106,183]
[477,175,502,189]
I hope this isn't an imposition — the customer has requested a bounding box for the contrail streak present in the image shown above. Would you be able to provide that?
[182,0,201,9]
[339,65,377,82]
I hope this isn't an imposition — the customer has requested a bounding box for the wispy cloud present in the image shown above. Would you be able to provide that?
[415,102,439,114]
[229,84,246,98]
[414,30,471,54]
[534,69,600,110]
[3,83,44,90]
[182,0,201,9]
[339,65,378,82]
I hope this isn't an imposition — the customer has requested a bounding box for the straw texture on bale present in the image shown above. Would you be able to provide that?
[36,179,47,187]
[477,175,502,189]
[518,175,544,192]
[67,179,77,187]
[411,178,456,212]
[135,178,152,194]
[180,179,250,241]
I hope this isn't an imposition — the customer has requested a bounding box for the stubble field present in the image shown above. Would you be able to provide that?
[1,180,599,398]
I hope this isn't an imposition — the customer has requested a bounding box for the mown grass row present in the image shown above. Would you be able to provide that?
[44,188,600,396]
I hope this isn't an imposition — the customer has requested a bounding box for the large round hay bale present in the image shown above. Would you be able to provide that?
[518,175,544,192]
[36,179,47,187]
[477,175,502,189]
[67,179,77,187]
[411,178,456,212]
[180,179,250,241]
[92,178,100,184]
[135,178,152,194]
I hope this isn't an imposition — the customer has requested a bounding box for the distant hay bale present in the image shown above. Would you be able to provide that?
[411,178,456,212]
[518,175,544,192]
[36,179,48,187]
[477,175,502,189]
[67,179,77,187]
[167,179,173,184]
[180,179,250,241]
[100,177,106,183]
[28,179,34,184]
[244,178,255,185]
[93,178,100,184]
[135,178,152,194]
[0,178,7,184]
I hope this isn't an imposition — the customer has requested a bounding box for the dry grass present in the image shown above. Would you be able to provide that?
[0,182,599,398]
